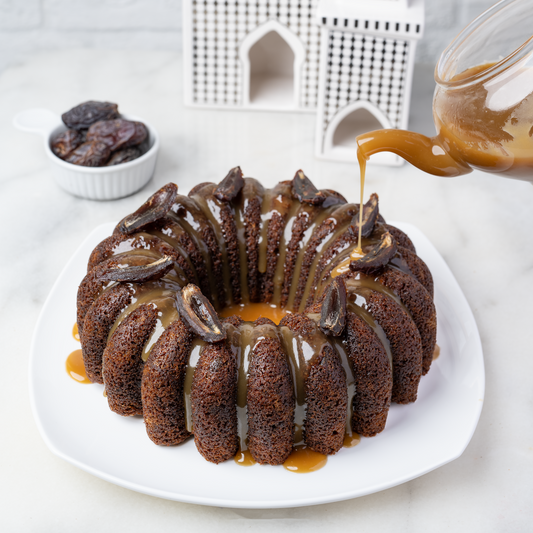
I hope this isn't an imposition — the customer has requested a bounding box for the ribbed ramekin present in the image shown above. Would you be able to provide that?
[14,108,160,201]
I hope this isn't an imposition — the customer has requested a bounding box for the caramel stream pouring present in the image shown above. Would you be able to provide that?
[355,0,533,184]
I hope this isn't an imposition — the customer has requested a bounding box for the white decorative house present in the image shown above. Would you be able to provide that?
[183,0,322,111]
[182,0,424,165]
[315,0,424,164]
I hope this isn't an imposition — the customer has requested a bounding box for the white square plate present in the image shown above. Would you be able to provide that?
[29,221,484,508]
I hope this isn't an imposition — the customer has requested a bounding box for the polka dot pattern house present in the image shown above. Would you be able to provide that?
[185,0,321,109]
[183,0,424,166]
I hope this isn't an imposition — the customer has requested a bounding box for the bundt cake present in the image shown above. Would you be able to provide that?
[76,167,437,466]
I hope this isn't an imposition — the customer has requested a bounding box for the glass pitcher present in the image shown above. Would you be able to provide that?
[356,0,533,181]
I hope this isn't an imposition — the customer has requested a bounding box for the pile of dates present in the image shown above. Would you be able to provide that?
[51,101,149,167]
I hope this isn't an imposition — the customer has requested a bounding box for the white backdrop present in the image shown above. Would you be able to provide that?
[0,0,497,71]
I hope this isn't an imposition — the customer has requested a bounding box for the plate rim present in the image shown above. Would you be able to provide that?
[29,221,485,508]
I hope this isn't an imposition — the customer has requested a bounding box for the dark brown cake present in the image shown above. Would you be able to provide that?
[77,168,438,465]
[279,313,347,456]
[246,318,294,465]
[191,342,238,463]
[141,318,194,446]
[103,304,158,416]
[346,312,392,437]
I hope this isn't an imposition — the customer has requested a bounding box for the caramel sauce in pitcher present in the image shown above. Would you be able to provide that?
[356,62,533,181]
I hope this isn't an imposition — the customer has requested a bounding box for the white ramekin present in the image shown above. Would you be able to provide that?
[13,108,160,201]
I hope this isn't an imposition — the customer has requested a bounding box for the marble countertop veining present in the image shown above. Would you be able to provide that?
[1,50,533,532]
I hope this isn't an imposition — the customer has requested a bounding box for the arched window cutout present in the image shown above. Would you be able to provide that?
[332,107,383,149]
[249,31,295,107]
[322,103,401,165]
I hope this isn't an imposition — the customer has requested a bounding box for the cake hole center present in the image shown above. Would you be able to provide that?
[219,302,291,325]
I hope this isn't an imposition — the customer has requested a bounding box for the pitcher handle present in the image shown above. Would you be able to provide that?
[13,108,62,138]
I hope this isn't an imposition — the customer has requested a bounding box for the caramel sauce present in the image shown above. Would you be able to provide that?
[258,188,275,275]
[286,205,338,311]
[107,284,181,350]
[183,338,206,432]
[273,198,302,305]
[219,302,291,325]
[345,280,393,366]
[191,188,234,306]
[66,349,91,384]
[331,147,368,278]
[283,445,328,473]
[281,322,330,446]
[234,323,255,453]
[234,448,257,467]
[343,432,361,448]
[356,62,533,181]
[72,323,80,342]
[356,151,366,253]
[433,344,441,360]
[331,247,365,278]
[297,204,359,312]
[167,198,223,308]
[329,336,357,439]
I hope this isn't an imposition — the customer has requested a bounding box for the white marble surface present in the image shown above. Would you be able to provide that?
[1,50,533,532]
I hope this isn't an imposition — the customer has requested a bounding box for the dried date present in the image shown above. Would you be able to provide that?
[86,119,148,152]
[214,167,244,201]
[349,231,397,273]
[319,277,347,336]
[57,101,149,167]
[51,129,84,159]
[176,284,226,342]
[292,170,326,205]
[96,256,174,283]
[65,141,111,167]
[106,147,142,166]
[62,101,119,130]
